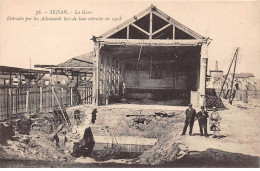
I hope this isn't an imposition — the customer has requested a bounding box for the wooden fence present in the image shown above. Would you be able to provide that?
[0,85,92,120]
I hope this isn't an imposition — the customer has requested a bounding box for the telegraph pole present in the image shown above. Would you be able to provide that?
[218,48,239,98]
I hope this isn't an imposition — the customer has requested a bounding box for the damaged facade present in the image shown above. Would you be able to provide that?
[92,5,211,107]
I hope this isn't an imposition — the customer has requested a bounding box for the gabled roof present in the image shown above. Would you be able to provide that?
[58,52,93,67]
[228,73,255,78]
[99,5,205,41]
[0,65,48,74]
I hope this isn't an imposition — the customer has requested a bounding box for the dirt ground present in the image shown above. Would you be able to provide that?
[170,107,260,167]
[0,103,259,167]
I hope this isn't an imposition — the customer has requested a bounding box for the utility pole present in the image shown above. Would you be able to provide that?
[218,48,239,98]
[229,48,239,104]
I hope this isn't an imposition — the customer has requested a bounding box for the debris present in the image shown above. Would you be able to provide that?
[53,108,71,126]
[0,122,15,145]
[53,134,60,147]
[133,117,151,124]
[91,108,97,124]
[49,124,64,139]
[221,97,259,109]
[31,119,53,134]
[71,127,95,157]
[206,88,225,108]
[155,112,175,117]
[16,119,33,135]
[206,95,226,108]
[19,136,30,144]
[1,106,185,165]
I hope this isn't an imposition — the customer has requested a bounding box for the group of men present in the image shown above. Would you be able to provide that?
[181,104,210,137]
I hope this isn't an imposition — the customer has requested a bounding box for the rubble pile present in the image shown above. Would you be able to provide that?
[137,123,188,165]
[0,122,15,145]
[133,117,151,125]
[0,107,96,162]
[206,88,225,108]
[1,105,187,166]
[247,98,260,108]
[221,98,260,109]
[206,95,226,108]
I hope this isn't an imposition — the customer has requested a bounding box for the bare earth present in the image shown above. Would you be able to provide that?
[0,106,259,167]
[171,108,260,167]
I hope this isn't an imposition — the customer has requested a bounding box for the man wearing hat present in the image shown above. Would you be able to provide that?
[196,106,209,137]
[181,103,196,136]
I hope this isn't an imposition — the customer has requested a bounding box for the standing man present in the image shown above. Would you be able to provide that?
[209,106,222,138]
[196,106,209,137]
[181,104,196,136]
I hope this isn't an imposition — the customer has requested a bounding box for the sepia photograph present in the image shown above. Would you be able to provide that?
[0,0,260,168]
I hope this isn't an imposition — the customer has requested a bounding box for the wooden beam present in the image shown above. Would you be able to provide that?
[34,64,56,68]
[99,56,103,96]
[131,23,150,35]
[112,59,116,93]
[116,56,120,92]
[101,6,151,38]
[136,62,139,87]
[97,38,206,46]
[104,55,107,100]
[72,58,93,64]
[97,52,101,106]
[92,43,101,106]
[45,66,92,69]
[109,56,112,95]
[127,25,129,39]
[172,23,175,39]
[152,23,172,36]
[149,12,153,39]
[152,10,203,39]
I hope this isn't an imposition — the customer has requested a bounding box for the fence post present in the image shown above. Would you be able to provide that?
[26,90,29,114]
[12,89,15,115]
[40,87,43,113]
[61,87,64,106]
[8,88,12,118]
[70,87,73,106]
[52,86,54,108]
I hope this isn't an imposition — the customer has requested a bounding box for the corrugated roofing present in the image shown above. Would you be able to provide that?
[58,52,93,67]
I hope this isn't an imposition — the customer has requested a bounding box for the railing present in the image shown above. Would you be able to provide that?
[0,85,92,120]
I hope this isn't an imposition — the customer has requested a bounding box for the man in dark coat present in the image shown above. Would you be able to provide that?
[196,106,209,137]
[181,104,196,136]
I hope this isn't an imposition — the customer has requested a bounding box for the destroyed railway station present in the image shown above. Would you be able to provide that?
[92,5,211,107]
[3,5,251,166]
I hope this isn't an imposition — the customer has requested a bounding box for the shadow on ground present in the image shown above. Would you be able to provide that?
[164,148,260,168]
[1,148,259,168]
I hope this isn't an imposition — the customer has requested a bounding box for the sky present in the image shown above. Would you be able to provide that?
[1,0,260,78]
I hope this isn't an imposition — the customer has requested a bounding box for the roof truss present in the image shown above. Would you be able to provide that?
[99,5,205,41]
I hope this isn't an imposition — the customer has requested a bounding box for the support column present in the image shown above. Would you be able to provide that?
[93,42,101,106]
[26,90,29,114]
[109,56,112,94]
[104,55,108,105]
[149,12,152,39]
[40,87,43,113]
[8,88,12,118]
[52,86,55,108]
[199,43,209,107]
